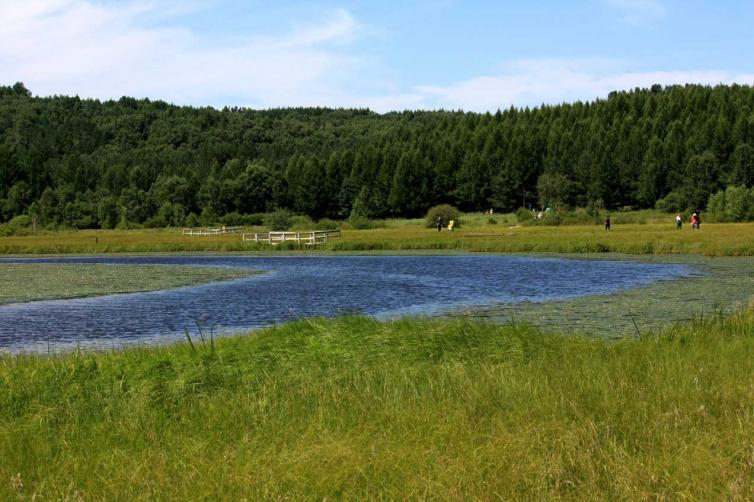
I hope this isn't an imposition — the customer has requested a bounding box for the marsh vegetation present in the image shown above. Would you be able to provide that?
[0,263,253,304]
[2,314,754,499]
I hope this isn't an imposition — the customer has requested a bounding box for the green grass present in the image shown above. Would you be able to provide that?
[2,314,754,499]
[0,263,255,304]
[2,215,753,256]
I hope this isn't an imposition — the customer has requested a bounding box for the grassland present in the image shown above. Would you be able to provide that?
[3,211,753,498]
[2,314,754,499]
[2,213,754,255]
[0,263,254,304]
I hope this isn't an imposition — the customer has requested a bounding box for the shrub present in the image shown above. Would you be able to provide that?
[184,213,200,228]
[0,215,34,236]
[314,218,339,230]
[289,215,315,230]
[706,190,726,221]
[487,217,498,225]
[243,213,265,226]
[200,207,218,226]
[514,207,533,223]
[348,216,375,229]
[655,191,684,213]
[264,210,293,231]
[706,186,754,222]
[143,215,168,228]
[425,204,460,228]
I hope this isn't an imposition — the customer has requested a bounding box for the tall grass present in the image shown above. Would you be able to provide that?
[2,314,754,499]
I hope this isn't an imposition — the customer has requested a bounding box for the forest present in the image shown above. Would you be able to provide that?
[2,81,754,228]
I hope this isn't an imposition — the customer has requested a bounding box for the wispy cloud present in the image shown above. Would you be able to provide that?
[606,0,666,26]
[3,1,753,113]
[0,0,365,107]
[411,59,754,111]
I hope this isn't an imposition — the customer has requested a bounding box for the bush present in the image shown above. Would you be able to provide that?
[143,215,168,228]
[0,215,34,236]
[289,214,315,230]
[655,192,684,213]
[184,213,200,228]
[200,207,218,226]
[425,204,460,228]
[348,216,375,229]
[706,186,754,222]
[244,213,265,226]
[264,210,293,231]
[514,207,533,223]
[314,218,339,231]
[487,217,498,225]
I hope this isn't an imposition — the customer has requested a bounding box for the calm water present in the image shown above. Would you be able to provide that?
[0,255,693,353]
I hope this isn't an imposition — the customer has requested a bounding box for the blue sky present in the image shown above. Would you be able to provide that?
[2,0,753,111]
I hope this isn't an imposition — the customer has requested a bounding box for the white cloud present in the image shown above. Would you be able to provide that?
[411,59,754,112]
[3,2,754,113]
[0,0,365,108]
[606,0,666,25]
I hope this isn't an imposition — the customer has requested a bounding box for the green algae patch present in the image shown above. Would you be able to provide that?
[0,263,255,304]
[464,255,754,337]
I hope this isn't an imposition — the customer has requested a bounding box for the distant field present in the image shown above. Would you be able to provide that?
[1,216,753,255]
[0,263,254,304]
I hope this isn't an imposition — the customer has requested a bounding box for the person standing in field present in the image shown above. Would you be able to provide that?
[436,216,443,232]
[448,219,455,232]
[690,212,699,230]
[676,214,682,229]
[604,216,611,231]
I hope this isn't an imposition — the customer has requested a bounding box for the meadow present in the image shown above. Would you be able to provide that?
[1,211,753,256]
[2,314,754,499]
[3,211,754,498]
[0,263,254,305]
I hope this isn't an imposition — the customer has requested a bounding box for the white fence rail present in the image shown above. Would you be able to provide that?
[242,230,341,246]
[182,226,243,236]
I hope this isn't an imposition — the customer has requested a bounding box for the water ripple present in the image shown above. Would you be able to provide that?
[0,255,694,353]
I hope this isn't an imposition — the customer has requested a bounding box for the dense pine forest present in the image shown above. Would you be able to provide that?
[2,81,754,228]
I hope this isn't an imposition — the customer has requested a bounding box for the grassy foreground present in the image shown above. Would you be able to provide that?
[0,263,254,305]
[2,218,754,256]
[2,315,754,499]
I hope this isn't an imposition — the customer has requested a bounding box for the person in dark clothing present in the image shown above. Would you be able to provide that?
[436,216,443,232]
[604,216,611,231]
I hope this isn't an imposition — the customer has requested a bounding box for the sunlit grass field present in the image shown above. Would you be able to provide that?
[1,213,753,255]
[0,263,254,305]
[2,314,754,499]
[3,210,754,498]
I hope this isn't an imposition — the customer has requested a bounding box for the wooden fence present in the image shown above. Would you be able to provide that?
[182,226,243,236]
[242,230,341,246]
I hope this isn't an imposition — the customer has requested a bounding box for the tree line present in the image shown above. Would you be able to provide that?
[2,81,754,228]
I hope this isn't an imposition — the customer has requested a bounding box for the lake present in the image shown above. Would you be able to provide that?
[0,255,694,353]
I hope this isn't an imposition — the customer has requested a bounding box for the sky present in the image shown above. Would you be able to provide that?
[2,0,754,112]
